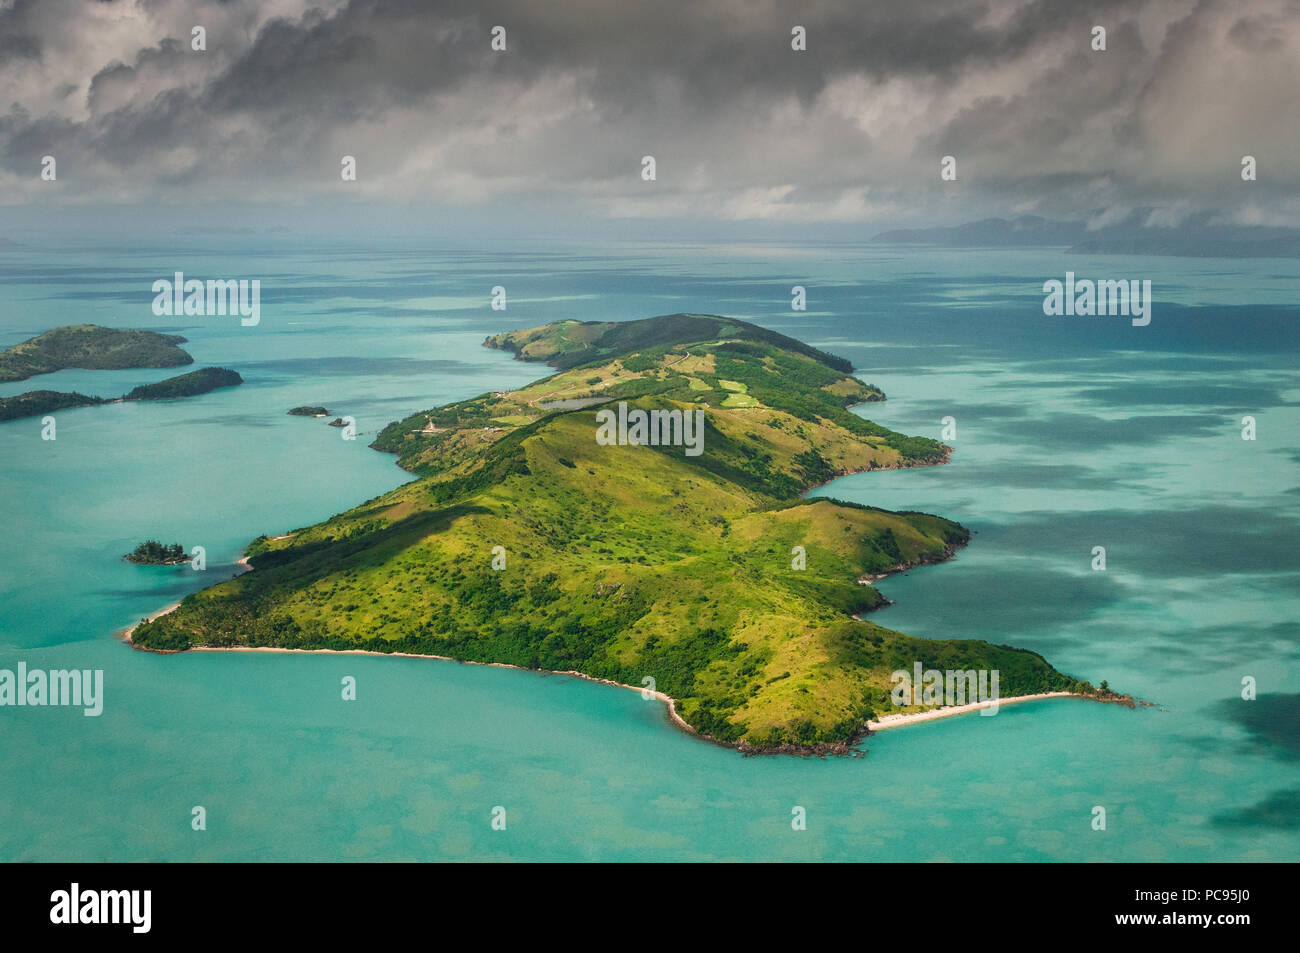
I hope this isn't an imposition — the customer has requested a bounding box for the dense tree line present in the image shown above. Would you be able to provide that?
[126,540,187,564]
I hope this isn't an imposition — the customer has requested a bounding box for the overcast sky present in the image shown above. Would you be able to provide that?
[1,0,1297,237]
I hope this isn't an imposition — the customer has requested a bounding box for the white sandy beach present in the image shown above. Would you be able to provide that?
[206,646,695,732]
[121,543,1072,745]
[122,600,183,635]
[121,588,1073,743]
[122,604,695,734]
[866,691,1078,730]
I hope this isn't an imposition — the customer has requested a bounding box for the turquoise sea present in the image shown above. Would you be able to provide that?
[1,239,1296,861]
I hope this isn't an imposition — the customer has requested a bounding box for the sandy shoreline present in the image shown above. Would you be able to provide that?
[122,606,1077,741]
[121,603,695,735]
[191,646,696,733]
[118,547,256,642]
[120,600,184,639]
[116,444,1067,749]
[866,691,1079,730]
[120,590,1090,743]
[121,604,1092,743]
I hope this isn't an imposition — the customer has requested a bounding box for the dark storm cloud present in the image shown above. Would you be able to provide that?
[0,0,42,63]
[0,0,1296,224]
[0,30,40,62]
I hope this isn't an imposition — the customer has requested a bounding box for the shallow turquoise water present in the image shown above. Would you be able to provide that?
[1,239,1296,861]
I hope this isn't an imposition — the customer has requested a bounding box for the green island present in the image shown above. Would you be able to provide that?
[126,541,189,566]
[0,390,105,421]
[288,406,331,417]
[122,367,243,401]
[0,367,243,421]
[0,324,192,383]
[131,313,1105,753]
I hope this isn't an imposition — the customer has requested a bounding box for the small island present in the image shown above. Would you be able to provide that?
[288,406,331,417]
[0,325,192,383]
[123,367,242,400]
[327,417,347,427]
[126,541,189,566]
[0,367,243,421]
[131,313,1116,754]
[0,390,104,422]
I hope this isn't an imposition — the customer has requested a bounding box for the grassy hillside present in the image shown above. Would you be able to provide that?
[0,325,192,383]
[133,314,1089,751]
[484,313,855,374]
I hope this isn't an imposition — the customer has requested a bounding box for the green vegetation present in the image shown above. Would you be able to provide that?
[0,325,192,383]
[124,367,242,400]
[0,325,239,422]
[0,390,103,421]
[126,541,189,565]
[484,313,856,374]
[0,367,243,422]
[288,406,331,416]
[134,313,1086,752]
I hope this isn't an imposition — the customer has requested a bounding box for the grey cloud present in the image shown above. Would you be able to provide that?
[0,0,1295,225]
[0,31,40,63]
[1229,13,1290,53]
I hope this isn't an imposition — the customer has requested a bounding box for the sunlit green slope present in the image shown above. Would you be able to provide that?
[133,314,1085,750]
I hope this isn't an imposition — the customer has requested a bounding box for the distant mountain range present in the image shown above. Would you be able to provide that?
[872,212,1300,258]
